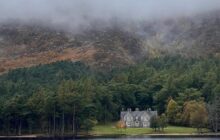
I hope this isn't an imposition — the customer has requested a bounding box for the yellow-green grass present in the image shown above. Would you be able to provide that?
[90,123,210,136]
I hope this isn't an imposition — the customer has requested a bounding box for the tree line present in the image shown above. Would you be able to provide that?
[0,55,220,135]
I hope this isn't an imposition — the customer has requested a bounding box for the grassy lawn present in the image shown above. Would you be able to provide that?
[90,123,210,136]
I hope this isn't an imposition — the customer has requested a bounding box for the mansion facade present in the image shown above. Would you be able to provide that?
[120,108,157,128]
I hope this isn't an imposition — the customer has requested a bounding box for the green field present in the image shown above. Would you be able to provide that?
[90,123,210,136]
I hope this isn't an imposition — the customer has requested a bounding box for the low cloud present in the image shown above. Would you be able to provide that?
[0,0,220,31]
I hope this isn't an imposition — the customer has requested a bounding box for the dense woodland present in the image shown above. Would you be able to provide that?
[0,55,220,135]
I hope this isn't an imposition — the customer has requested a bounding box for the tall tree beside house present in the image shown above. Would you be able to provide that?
[189,102,208,133]
[94,89,116,123]
[81,118,97,135]
[159,114,168,131]
[182,101,195,126]
[150,114,168,132]
[150,116,160,131]
[80,104,97,135]
[166,98,178,124]
[182,100,208,129]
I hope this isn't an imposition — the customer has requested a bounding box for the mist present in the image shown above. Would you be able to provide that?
[0,0,220,31]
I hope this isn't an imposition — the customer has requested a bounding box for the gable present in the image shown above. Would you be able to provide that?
[124,112,133,121]
[140,112,150,121]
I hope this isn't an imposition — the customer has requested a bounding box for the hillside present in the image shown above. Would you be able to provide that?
[0,24,145,73]
[0,10,220,73]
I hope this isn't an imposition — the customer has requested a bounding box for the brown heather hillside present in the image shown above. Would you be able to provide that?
[0,10,220,73]
[0,25,146,73]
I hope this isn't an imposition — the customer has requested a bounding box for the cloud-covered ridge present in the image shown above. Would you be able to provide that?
[0,0,220,31]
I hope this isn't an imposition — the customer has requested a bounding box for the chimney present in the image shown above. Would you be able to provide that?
[127,108,131,112]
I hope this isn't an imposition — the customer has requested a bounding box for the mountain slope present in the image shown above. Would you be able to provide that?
[0,24,146,73]
[0,10,220,73]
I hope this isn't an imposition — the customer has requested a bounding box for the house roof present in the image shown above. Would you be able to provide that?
[120,109,157,120]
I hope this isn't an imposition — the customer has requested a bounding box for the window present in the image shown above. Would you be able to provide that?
[126,121,131,126]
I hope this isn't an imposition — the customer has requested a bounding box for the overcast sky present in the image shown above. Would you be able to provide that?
[0,0,220,30]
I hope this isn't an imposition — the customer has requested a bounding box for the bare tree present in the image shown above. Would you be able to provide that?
[208,92,220,133]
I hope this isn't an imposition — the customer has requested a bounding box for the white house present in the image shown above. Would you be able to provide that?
[120,108,157,128]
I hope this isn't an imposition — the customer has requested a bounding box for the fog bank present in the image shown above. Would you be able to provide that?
[0,0,220,31]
